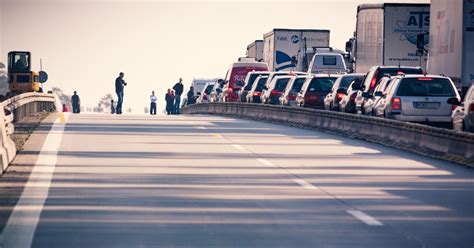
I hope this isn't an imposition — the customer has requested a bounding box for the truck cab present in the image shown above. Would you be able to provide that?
[7,51,41,93]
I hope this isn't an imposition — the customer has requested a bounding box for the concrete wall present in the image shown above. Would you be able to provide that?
[183,103,474,167]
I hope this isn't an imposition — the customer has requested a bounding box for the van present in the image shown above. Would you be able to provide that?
[222,61,269,102]
[308,53,347,74]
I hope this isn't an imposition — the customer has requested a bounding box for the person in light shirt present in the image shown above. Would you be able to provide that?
[150,91,157,115]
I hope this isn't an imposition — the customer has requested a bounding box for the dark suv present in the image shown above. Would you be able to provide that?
[354,66,424,115]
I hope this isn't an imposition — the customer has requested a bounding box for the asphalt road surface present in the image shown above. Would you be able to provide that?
[1,113,473,248]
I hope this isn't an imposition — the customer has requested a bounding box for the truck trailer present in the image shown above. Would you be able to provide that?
[427,0,474,94]
[263,29,330,72]
[246,40,264,62]
[350,3,430,73]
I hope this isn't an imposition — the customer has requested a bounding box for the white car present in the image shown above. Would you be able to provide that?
[374,75,461,126]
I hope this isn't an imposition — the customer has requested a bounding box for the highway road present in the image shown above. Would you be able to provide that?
[0,113,473,247]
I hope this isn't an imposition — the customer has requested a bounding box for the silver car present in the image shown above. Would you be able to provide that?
[363,77,395,116]
[450,85,474,132]
[374,75,461,125]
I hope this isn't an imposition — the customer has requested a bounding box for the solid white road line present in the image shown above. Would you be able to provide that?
[257,158,275,167]
[232,144,245,151]
[347,210,384,226]
[196,126,207,130]
[2,114,69,248]
[293,178,318,190]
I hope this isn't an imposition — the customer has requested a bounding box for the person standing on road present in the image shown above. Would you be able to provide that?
[111,99,116,114]
[71,91,81,114]
[115,72,127,115]
[165,89,175,115]
[187,86,195,105]
[150,91,157,115]
[172,78,184,114]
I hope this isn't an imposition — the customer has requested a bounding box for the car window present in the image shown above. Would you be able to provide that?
[205,85,214,94]
[244,74,260,90]
[340,76,363,89]
[397,78,455,97]
[255,77,268,92]
[467,87,474,100]
[275,78,290,92]
[291,78,306,92]
[308,77,336,92]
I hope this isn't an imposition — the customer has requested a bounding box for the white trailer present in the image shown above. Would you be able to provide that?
[263,29,330,72]
[246,40,264,62]
[352,3,430,73]
[427,0,474,94]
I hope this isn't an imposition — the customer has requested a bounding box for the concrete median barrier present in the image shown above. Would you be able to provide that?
[182,103,474,167]
[0,92,61,174]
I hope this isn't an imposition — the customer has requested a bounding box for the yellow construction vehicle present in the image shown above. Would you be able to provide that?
[7,51,47,94]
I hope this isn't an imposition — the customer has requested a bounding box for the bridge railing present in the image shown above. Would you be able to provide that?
[182,103,474,167]
[0,92,61,174]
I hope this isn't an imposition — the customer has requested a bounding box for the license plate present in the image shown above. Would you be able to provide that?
[308,96,318,100]
[414,102,440,109]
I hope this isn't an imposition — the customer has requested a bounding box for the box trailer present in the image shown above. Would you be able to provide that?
[263,29,330,71]
[246,40,264,62]
[352,3,430,73]
[427,0,474,94]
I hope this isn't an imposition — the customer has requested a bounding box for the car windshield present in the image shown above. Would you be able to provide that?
[274,78,290,92]
[244,74,260,90]
[291,78,306,92]
[340,75,363,89]
[308,77,336,92]
[255,78,268,92]
[397,78,455,97]
[205,85,214,94]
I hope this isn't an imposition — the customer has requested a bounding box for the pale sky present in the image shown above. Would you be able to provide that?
[0,0,429,113]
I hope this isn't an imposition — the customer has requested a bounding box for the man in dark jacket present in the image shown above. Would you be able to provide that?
[172,78,184,114]
[165,89,175,115]
[115,72,127,114]
[71,91,80,113]
[187,86,195,105]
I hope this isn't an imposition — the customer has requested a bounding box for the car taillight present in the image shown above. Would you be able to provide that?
[391,97,401,110]
[288,93,297,100]
[370,70,378,90]
[253,92,261,97]
[469,103,474,113]
[336,92,345,100]
[227,88,233,94]
[271,90,278,95]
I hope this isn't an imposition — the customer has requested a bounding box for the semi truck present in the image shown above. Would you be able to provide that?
[263,29,330,71]
[348,3,430,73]
[427,0,474,94]
[246,40,264,62]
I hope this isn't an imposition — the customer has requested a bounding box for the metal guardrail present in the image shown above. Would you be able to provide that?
[182,103,474,167]
[0,92,61,174]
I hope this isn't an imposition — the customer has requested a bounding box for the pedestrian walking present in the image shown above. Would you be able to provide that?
[165,89,175,115]
[172,78,184,114]
[111,99,116,114]
[150,91,157,115]
[187,86,196,105]
[115,72,127,115]
[71,91,81,114]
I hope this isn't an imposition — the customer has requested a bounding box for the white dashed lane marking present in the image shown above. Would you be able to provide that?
[232,144,245,151]
[294,178,318,190]
[256,158,275,166]
[347,210,384,226]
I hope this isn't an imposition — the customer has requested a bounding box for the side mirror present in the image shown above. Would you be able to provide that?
[216,88,222,93]
[197,92,202,96]
[362,92,371,98]
[336,88,346,94]
[374,91,383,97]
[447,97,461,106]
